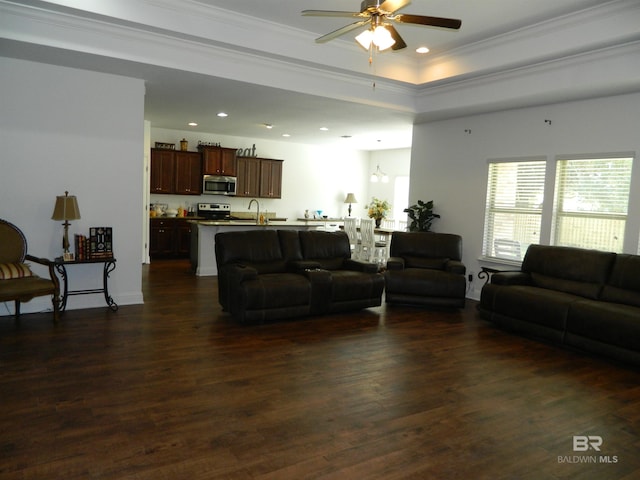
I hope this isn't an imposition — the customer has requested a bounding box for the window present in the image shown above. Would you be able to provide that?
[552,155,633,252]
[482,159,546,261]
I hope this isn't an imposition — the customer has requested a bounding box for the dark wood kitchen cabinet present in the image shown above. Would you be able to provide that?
[236,156,261,197]
[174,151,202,195]
[201,146,237,176]
[150,218,192,258]
[150,149,175,194]
[235,156,283,198]
[151,149,202,195]
[259,158,283,198]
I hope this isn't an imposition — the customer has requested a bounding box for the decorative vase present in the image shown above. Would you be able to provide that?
[375,218,382,228]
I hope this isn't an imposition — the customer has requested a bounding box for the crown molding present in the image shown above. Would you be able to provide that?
[417,0,640,84]
[414,40,640,122]
[0,0,419,111]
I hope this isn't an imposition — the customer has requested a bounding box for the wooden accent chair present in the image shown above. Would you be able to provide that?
[0,219,60,322]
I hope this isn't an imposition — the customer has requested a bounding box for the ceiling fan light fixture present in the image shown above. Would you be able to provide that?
[355,29,373,50]
[372,25,395,51]
[355,25,395,51]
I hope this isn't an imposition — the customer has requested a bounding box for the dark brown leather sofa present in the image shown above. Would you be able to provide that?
[478,244,640,367]
[384,232,466,308]
[215,229,384,323]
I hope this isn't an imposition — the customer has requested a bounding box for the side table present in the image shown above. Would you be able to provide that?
[54,257,118,312]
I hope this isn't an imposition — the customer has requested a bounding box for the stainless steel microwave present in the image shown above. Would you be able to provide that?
[202,175,237,196]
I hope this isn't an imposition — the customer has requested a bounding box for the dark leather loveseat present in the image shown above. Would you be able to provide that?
[478,244,640,366]
[384,232,466,308]
[215,229,384,323]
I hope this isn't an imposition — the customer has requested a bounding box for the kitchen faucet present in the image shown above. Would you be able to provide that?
[248,198,260,224]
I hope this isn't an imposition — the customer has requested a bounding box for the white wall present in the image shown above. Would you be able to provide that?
[410,92,640,300]
[0,57,145,315]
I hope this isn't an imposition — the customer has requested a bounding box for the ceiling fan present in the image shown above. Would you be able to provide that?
[302,0,462,51]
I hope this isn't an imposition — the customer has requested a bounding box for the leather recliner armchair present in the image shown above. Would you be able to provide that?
[384,232,466,308]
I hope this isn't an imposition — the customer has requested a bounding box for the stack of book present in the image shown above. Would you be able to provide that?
[74,227,113,260]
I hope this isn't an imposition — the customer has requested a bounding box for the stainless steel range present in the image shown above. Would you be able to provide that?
[197,202,231,220]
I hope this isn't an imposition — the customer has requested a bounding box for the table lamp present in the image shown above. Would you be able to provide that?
[52,191,81,256]
[344,193,357,217]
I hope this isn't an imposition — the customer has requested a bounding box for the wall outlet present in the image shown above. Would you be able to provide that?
[468,273,473,282]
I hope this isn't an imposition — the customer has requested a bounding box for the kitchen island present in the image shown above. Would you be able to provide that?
[190,220,338,276]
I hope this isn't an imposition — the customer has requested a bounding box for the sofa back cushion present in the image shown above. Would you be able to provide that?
[390,232,462,267]
[277,229,303,262]
[215,230,286,274]
[522,244,615,299]
[601,254,640,307]
[298,230,350,270]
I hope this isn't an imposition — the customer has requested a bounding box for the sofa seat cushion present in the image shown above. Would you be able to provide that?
[385,268,465,298]
[567,300,640,351]
[240,273,310,310]
[330,270,384,302]
[482,284,580,330]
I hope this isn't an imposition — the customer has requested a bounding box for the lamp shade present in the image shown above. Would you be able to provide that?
[51,191,81,221]
[344,193,358,204]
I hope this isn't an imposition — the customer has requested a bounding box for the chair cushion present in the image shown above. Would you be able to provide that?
[0,262,33,280]
[0,275,55,302]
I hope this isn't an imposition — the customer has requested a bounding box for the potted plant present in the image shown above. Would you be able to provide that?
[366,197,391,227]
[404,200,440,232]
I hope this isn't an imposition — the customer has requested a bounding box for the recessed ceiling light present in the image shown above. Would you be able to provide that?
[188,122,198,126]
[341,135,352,139]
[416,46,430,54]
[282,134,290,138]
[217,112,228,118]
[263,123,273,129]
[320,127,329,131]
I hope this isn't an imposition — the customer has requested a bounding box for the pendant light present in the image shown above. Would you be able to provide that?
[370,165,389,183]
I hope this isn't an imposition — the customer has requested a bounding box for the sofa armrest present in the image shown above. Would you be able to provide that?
[224,264,259,283]
[343,258,379,274]
[491,271,532,285]
[445,260,466,275]
[386,256,405,271]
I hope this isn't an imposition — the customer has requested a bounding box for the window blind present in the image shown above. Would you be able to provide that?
[482,159,546,261]
[553,156,633,252]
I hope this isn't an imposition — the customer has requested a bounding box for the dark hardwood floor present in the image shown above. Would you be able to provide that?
[1,259,639,479]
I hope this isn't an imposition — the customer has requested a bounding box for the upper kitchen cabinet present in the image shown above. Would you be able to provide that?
[151,148,202,195]
[174,151,202,195]
[259,158,283,199]
[150,148,175,194]
[236,156,261,197]
[201,146,237,176]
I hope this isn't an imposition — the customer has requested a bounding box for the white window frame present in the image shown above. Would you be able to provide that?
[551,153,634,253]
[482,157,547,263]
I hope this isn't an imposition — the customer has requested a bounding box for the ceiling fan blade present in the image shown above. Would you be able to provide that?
[302,10,365,18]
[315,21,368,43]
[378,0,411,15]
[393,14,461,30]
[386,24,407,50]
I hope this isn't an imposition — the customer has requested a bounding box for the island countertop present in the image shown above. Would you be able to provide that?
[191,219,330,227]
